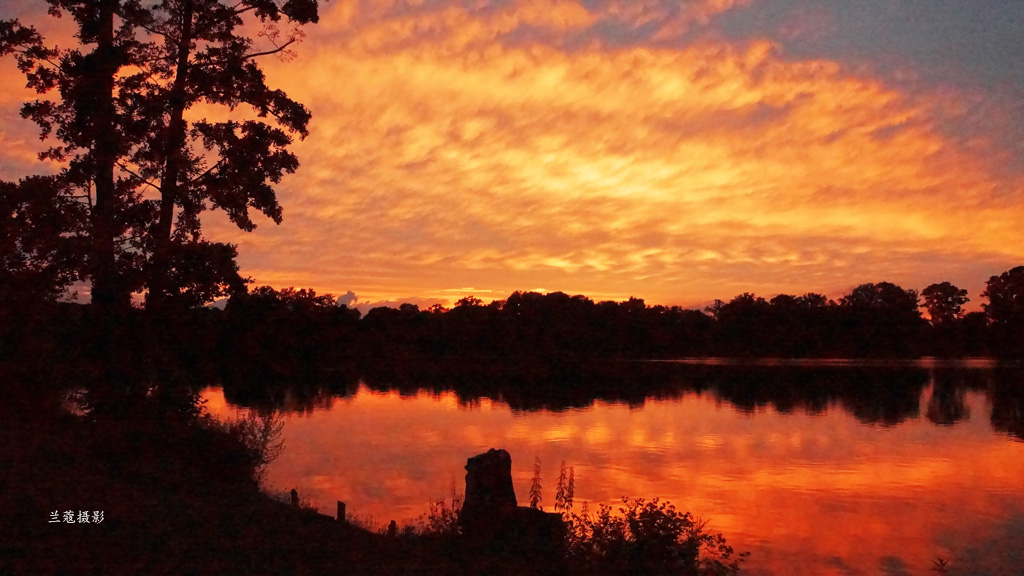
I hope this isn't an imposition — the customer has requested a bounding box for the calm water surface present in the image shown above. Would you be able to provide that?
[203,362,1024,575]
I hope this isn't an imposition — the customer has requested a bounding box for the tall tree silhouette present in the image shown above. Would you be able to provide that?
[1,0,319,313]
[139,0,317,311]
[982,266,1024,355]
[714,293,771,356]
[921,281,969,325]
[982,267,1024,326]
[839,282,925,356]
[3,3,151,312]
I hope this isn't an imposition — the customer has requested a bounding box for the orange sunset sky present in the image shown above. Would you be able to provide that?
[3,0,1023,311]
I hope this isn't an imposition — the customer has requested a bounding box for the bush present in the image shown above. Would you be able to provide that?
[564,498,746,576]
[202,409,285,486]
[416,486,464,536]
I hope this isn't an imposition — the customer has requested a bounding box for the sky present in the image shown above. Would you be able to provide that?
[2,0,1024,311]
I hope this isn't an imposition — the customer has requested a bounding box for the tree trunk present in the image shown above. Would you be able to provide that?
[147,0,194,312]
[91,0,123,314]
[88,0,141,417]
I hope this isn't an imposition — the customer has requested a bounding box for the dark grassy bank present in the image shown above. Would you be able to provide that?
[2,411,573,575]
[1,401,402,575]
[0,356,457,575]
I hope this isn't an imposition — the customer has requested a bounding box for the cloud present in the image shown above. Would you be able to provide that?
[353,296,450,316]
[337,290,359,308]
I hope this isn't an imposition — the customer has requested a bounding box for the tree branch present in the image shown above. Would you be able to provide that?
[196,4,255,37]
[138,22,168,38]
[116,162,162,195]
[188,158,226,185]
[243,38,296,60]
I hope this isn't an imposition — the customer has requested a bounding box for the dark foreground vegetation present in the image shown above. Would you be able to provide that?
[2,273,1024,575]
[1,398,395,575]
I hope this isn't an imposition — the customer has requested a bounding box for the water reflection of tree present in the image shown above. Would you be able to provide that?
[219,368,360,415]
[838,371,924,426]
[925,370,983,426]
[226,360,1004,428]
[703,366,930,426]
[208,358,1024,440]
[989,369,1024,441]
[358,357,659,412]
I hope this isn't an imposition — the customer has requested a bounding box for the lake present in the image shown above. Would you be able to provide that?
[203,360,1024,575]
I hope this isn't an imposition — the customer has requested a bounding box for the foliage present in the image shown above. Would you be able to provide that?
[346,513,389,535]
[222,284,361,381]
[356,281,996,360]
[529,456,543,510]
[416,485,464,536]
[840,282,920,312]
[456,295,484,307]
[1,0,321,310]
[205,409,285,485]
[921,282,969,325]
[564,498,747,576]
[982,266,1024,355]
[0,176,89,305]
[161,240,249,309]
[243,285,341,312]
[836,282,926,356]
[982,266,1024,327]
[554,460,575,513]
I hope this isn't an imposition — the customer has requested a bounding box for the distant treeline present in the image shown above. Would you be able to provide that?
[225,269,1020,361]
[3,269,1024,379]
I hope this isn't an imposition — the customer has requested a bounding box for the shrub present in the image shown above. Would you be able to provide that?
[202,410,285,486]
[564,497,746,576]
[416,486,464,536]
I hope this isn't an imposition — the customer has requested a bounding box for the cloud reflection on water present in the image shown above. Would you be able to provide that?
[204,367,1024,575]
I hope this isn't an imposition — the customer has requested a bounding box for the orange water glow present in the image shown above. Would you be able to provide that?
[204,382,1024,575]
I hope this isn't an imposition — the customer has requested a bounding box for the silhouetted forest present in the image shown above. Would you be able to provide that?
[219,269,1024,365]
[6,273,1021,380]
[2,273,1023,406]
